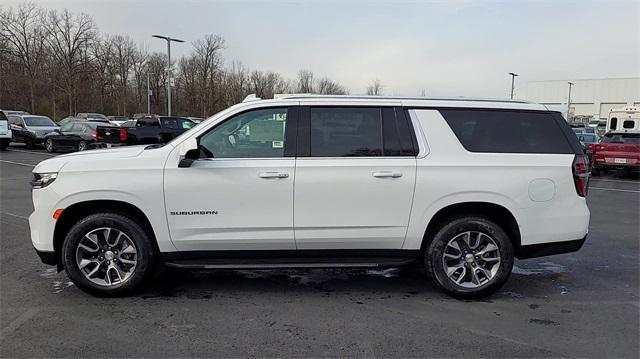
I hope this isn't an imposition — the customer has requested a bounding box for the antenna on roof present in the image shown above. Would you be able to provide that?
[242,94,261,103]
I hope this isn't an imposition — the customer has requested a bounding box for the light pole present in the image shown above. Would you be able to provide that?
[567,81,574,121]
[152,34,184,116]
[508,72,518,99]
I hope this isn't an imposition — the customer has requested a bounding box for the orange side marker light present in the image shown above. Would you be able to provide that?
[53,208,64,220]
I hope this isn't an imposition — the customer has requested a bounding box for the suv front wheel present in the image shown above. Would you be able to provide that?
[61,213,156,296]
[425,216,514,299]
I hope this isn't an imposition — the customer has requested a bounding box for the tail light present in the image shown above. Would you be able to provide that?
[572,155,589,197]
[587,144,595,152]
[92,130,97,140]
[119,128,127,141]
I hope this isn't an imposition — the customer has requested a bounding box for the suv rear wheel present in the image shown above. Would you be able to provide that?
[425,216,514,299]
[61,213,156,296]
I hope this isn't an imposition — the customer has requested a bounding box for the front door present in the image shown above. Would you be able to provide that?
[164,107,297,251]
[294,106,418,249]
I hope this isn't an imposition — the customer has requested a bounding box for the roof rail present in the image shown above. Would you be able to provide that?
[272,94,532,104]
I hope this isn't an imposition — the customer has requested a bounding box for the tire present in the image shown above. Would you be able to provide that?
[45,138,56,153]
[424,216,514,299]
[0,139,8,151]
[77,140,87,151]
[61,213,156,296]
[591,167,600,176]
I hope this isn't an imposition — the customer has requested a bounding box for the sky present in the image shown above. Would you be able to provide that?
[5,0,640,97]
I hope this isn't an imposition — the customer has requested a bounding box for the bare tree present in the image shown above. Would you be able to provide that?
[43,8,96,115]
[296,69,314,93]
[107,34,137,114]
[0,3,48,112]
[192,34,225,117]
[366,79,383,96]
[146,52,167,114]
[317,77,348,95]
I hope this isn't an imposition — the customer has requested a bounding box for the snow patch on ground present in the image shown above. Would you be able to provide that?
[512,261,568,276]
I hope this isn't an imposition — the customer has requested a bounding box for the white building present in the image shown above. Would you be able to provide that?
[524,77,640,119]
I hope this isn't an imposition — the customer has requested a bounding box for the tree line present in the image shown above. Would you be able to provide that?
[0,2,372,120]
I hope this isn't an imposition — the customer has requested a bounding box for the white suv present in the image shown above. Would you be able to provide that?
[29,95,590,298]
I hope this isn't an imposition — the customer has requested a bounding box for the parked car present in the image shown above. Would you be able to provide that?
[76,113,109,121]
[577,133,599,161]
[0,110,11,150]
[44,121,118,153]
[590,131,640,175]
[29,95,590,298]
[107,116,129,126]
[59,116,110,126]
[605,106,640,132]
[98,116,196,146]
[7,114,59,149]
[1,109,30,116]
[572,128,585,135]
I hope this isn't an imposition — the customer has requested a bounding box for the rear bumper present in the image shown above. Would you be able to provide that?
[517,235,587,259]
[91,142,122,149]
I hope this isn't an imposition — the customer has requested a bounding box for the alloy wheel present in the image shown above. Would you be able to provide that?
[75,227,138,287]
[442,231,501,288]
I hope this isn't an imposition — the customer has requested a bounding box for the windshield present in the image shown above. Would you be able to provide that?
[602,133,640,144]
[24,116,56,127]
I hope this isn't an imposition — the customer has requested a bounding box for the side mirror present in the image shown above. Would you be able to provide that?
[178,138,199,168]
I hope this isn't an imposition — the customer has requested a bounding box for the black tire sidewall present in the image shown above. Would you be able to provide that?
[425,217,514,299]
[77,141,87,151]
[62,213,155,296]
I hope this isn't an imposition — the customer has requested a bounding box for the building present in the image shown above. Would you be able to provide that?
[524,77,640,119]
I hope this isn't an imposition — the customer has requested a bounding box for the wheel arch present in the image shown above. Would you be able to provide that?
[420,202,523,258]
[53,200,159,270]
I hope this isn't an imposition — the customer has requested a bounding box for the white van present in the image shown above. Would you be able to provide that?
[607,106,640,132]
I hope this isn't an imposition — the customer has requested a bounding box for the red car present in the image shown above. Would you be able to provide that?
[590,131,640,175]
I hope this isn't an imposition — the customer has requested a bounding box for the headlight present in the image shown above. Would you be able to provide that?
[31,172,57,189]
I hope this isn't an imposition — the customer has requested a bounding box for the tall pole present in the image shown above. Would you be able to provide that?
[146,73,151,114]
[508,72,518,99]
[152,35,184,117]
[567,81,574,121]
[166,40,171,116]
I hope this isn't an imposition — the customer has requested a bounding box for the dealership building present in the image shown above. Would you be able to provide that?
[523,77,640,119]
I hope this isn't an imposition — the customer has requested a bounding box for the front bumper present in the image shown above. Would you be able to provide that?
[34,247,56,265]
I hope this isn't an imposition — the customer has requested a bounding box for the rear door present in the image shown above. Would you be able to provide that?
[293,106,418,249]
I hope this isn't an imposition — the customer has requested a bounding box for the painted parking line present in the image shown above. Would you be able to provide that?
[0,308,40,342]
[7,148,56,157]
[2,212,29,220]
[0,160,35,167]
[590,187,640,193]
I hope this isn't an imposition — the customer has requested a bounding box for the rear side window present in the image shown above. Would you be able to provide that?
[440,109,573,154]
[610,117,618,130]
[623,120,635,129]
[310,108,382,157]
[162,118,179,129]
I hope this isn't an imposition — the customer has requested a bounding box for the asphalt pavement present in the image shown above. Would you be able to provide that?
[1,146,638,358]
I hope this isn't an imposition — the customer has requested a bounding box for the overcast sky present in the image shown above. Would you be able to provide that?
[5,0,640,97]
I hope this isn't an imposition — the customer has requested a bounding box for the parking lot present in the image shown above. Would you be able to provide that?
[1,146,638,358]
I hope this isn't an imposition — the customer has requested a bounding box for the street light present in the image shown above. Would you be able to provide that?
[152,34,184,116]
[567,81,575,121]
[508,72,518,99]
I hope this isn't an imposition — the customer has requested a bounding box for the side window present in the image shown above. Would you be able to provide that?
[8,116,21,126]
[199,108,288,158]
[60,123,74,132]
[440,109,573,154]
[610,117,617,130]
[180,120,195,129]
[310,107,382,157]
[382,107,417,156]
[70,123,84,132]
[162,118,179,129]
[623,120,635,129]
[137,119,159,127]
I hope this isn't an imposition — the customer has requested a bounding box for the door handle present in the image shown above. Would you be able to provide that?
[372,171,402,178]
[259,172,289,179]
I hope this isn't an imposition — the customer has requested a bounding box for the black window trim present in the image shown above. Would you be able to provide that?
[195,105,298,160]
[405,106,582,155]
[297,105,419,158]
